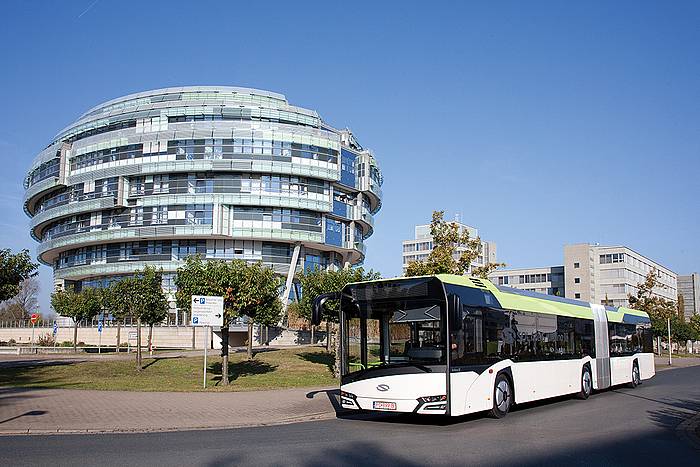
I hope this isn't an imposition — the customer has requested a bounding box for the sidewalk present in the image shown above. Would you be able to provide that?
[0,385,339,435]
[654,356,700,371]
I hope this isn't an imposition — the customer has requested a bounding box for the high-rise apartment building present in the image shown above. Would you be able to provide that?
[678,273,700,320]
[402,222,497,274]
[24,86,382,322]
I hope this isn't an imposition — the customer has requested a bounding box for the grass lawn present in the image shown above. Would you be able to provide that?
[0,347,337,391]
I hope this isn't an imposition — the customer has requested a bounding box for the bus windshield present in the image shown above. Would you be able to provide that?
[341,297,446,376]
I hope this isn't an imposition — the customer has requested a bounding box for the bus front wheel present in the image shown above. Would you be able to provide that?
[577,365,592,400]
[489,373,513,419]
[628,361,640,388]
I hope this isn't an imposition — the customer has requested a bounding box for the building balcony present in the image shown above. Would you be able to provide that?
[37,225,215,264]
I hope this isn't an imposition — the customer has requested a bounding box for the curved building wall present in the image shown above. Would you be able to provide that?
[24,86,382,307]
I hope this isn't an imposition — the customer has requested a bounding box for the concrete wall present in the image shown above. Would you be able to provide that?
[0,325,249,349]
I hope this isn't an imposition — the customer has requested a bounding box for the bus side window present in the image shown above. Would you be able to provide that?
[462,307,483,354]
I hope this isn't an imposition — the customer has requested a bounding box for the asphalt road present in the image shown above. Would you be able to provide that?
[1,366,698,467]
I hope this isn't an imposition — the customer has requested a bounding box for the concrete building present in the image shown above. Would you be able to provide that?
[402,221,497,275]
[23,86,382,323]
[678,273,700,320]
[564,244,676,307]
[490,243,676,309]
[488,266,565,296]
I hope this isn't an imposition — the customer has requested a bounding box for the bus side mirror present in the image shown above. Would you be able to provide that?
[311,292,340,326]
[448,294,463,331]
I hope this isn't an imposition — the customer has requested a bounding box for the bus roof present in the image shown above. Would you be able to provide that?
[344,274,649,324]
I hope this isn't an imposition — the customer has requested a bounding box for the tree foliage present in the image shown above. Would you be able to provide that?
[138,266,170,326]
[690,314,700,339]
[0,249,38,302]
[50,287,102,352]
[175,255,282,381]
[104,267,169,368]
[628,269,680,338]
[296,267,381,324]
[175,256,281,325]
[404,211,505,278]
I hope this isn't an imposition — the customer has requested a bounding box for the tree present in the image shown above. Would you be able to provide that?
[405,211,505,278]
[690,314,700,341]
[50,288,101,353]
[227,261,282,361]
[0,249,38,302]
[677,294,686,322]
[139,266,170,357]
[175,256,283,385]
[12,277,40,318]
[628,269,678,351]
[0,302,27,321]
[108,267,169,370]
[109,277,141,361]
[100,285,123,351]
[296,267,381,376]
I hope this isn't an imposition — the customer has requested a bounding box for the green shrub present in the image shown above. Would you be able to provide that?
[8,338,16,345]
[60,341,73,347]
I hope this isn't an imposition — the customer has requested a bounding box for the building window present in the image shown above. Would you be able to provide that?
[574,262,580,269]
[575,293,581,299]
[600,253,625,264]
[574,277,580,284]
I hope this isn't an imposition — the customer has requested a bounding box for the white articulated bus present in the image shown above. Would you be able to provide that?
[312,274,655,418]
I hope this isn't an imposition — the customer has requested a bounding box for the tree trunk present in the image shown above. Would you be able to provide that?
[333,322,341,379]
[326,321,331,351]
[247,321,254,360]
[73,321,78,354]
[116,321,121,353]
[221,323,229,385]
[136,317,142,371]
[310,325,315,345]
[148,324,153,356]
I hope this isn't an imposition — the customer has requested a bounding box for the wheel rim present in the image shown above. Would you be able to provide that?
[496,380,511,412]
[633,366,640,384]
[583,371,592,395]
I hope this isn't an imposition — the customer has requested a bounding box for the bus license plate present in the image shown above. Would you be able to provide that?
[373,401,396,410]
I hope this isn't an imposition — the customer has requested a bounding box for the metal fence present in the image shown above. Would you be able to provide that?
[0,315,250,330]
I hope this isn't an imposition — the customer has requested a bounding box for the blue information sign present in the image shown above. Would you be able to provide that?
[98,322,103,333]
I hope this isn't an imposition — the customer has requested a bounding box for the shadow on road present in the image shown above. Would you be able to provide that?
[0,409,47,425]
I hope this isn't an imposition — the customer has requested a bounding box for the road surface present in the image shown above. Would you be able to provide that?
[1,365,698,466]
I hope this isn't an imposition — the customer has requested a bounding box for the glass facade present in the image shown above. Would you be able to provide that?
[25,86,382,295]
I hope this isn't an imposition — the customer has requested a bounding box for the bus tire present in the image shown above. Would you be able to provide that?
[577,365,592,400]
[628,361,640,388]
[489,373,513,419]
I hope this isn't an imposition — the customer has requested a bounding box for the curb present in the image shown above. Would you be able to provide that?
[676,411,700,451]
[0,411,337,436]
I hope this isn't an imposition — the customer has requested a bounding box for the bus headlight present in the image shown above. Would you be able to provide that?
[417,395,446,403]
[341,391,358,408]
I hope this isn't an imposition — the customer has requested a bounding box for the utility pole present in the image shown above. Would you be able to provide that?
[667,317,672,366]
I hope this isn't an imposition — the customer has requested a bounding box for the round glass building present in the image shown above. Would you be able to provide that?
[24,86,382,322]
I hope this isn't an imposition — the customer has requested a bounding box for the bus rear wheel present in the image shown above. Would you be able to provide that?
[489,374,513,419]
[577,366,592,400]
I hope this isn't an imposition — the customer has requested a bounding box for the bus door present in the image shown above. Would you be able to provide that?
[591,304,611,389]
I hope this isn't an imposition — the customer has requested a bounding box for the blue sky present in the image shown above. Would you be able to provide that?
[1,1,698,315]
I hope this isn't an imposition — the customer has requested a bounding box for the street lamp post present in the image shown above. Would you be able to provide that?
[667,317,672,366]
